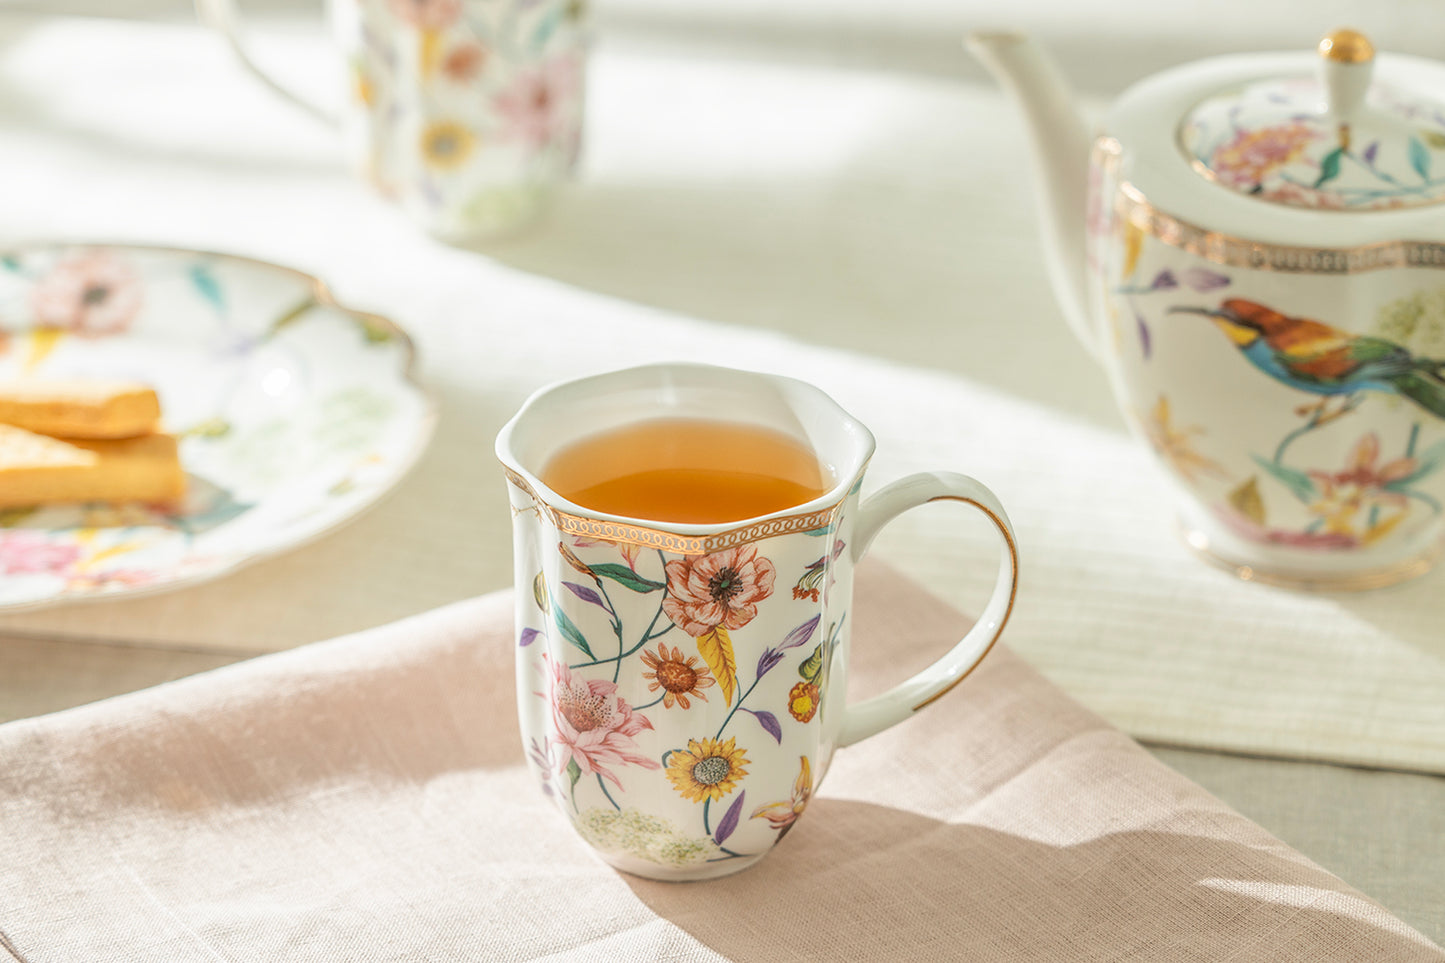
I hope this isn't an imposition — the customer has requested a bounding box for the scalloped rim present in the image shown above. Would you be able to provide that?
[0,241,439,613]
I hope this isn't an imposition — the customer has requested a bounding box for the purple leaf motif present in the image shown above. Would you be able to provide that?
[715,790,746,845]
[757,648,785,678]
[1136,312,1152,360]
[1363,141,1380,166]
[562,582,605,608]
[519,627,541,647]
[1148,269,1178,291]
[780,615,821,652]
[1182,267,1230,292]
[751,709,783,744]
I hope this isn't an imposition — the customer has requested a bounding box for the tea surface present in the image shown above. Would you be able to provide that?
[542,418,829,524]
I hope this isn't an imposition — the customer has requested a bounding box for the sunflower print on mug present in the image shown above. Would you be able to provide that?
[523,535,844,867]
[420,120,477,171]
[664,737,750,803]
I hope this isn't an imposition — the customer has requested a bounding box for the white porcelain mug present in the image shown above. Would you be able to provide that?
[197,0,586,239]
[495,364,1020,880]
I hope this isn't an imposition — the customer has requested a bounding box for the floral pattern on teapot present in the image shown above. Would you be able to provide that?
[1180,77,1445,211]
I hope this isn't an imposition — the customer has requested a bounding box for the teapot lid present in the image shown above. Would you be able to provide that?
[1178,30,1445,211]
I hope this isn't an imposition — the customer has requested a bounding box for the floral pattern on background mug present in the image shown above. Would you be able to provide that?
[199,0,586,239]
[496,364,1020,880]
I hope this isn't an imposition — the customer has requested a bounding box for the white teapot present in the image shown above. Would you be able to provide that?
[971,29,1445,590]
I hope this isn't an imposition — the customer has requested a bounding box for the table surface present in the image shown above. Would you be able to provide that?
[0,3,1440,949]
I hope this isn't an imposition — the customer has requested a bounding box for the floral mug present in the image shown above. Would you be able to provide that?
[495,364,1020,880]
[197,0,585,239]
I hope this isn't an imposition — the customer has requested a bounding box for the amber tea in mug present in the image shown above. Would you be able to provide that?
[541,418,831,524]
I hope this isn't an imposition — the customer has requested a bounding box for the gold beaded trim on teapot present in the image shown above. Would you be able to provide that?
[1096,137,1445,273]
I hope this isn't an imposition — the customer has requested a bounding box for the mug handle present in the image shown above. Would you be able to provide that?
[838,471,1020,746]
[194,0,338,126]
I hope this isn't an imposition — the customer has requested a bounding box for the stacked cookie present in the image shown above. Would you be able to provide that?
[0,380,186,508]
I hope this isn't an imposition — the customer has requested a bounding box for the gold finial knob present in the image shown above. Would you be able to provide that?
[1319,28,1375,64]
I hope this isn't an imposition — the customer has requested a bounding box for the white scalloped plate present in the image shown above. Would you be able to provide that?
[0,243,436,611]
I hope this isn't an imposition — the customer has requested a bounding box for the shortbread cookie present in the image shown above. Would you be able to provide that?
[0,380,161,439]
[0,424,186,507]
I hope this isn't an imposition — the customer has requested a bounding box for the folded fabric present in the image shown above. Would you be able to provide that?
[0,565,1437,962]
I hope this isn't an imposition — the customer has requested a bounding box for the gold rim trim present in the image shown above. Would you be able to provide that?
[910,495,1020,711]
[1095,137,1445,269]
[502,466,844,554]
[1179,519,1443,592]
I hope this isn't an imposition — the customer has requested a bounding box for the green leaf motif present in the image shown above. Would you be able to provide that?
[358,316,396,345]
[532,8,561,50]
[589,563,664,593]
[189,264,225,315]
[314,389,396,455]
[798,643,823,684]
[1250,454,1317,503]
[1314,148,1344,188]
[163,479,253,536]
[1416,438,1445,473]
[180,416,231,440]
[554,606,593,658]
[0,255,21,273]
[1409,136,1432,181]
[1388,438,1445,488]
[566,758,583,788]
[266,298,317,339]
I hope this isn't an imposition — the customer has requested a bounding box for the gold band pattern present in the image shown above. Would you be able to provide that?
[502,466,843,554]
[1094,137,1445,273]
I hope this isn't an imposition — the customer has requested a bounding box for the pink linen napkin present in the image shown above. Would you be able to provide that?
[0,565,1439,962]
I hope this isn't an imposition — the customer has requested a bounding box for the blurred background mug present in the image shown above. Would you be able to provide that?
[197,0,588,240]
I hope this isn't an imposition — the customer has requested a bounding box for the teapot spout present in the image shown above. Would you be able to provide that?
[967,32,1097,355]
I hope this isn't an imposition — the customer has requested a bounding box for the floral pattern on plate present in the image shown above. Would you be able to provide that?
[0,243,435,611]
